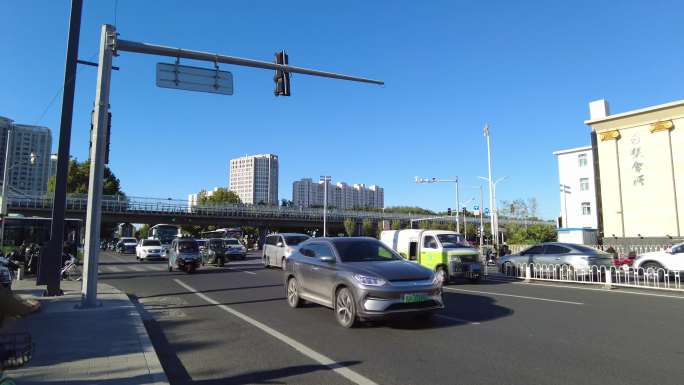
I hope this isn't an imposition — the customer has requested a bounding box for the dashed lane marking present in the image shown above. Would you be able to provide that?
[174,279,378,385]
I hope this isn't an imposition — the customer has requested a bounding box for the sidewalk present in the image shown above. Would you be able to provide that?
[2,278,168,384]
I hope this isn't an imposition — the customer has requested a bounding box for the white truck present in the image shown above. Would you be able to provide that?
[380,229,481,283]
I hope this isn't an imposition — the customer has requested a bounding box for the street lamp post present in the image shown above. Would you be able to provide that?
[478,175,508,246]
[0,128,12,250]
[560,184,571,228]
[415,177,460,233]
[320,176,331,236]
[461,198,476,242]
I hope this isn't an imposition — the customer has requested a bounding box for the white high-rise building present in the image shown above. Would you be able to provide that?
[292,177,384,209]
[229,154,278,205]
[553,146,598,230]
[0,116,52,195]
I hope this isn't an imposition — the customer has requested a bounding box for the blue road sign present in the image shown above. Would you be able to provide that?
[474,205,479,211]
[484,208,490,215]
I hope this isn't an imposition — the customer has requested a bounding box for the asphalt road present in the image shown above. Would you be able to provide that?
[98,250,684,385]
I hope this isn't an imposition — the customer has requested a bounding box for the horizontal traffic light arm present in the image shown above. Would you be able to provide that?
[116,39,384,86]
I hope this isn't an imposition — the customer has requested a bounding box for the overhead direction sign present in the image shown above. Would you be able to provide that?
[156,62,233,95]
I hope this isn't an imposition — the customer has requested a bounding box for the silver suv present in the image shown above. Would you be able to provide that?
[263,233,310,268]
[285,237,444,328]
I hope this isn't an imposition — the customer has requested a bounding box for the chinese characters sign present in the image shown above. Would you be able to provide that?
[630,134,645,186]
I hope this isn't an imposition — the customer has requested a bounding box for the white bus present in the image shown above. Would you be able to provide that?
[149,224,180,253]
[200,227,243,240]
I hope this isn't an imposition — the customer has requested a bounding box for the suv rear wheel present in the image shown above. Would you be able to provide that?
[287,277,301,308]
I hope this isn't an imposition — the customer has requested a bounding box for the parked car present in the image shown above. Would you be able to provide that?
[633,242,684,273]
[136,239,163,261]
[117,237,138,254]
[167,238,201,273]
[224,238,247,260]
[498,242,614,273]
[284,237,444,328]
[263,233,310,268]
[201,238,227,267]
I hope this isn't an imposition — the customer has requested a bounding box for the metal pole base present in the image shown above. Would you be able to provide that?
[76,299,102,309]
[42,288,64,297]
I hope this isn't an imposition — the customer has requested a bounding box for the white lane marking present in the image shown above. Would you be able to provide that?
[444,287,584,305]
[173,279,377,385]
[435,314,480,325]
[229,267,257,275]
[487,279,684,300]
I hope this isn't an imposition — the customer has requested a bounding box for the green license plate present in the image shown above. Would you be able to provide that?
[403,293,429,303]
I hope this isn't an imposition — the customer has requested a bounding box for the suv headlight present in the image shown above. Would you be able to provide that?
[353,274,387,287]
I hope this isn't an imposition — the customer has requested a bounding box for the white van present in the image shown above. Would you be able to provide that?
[262,233,311,269]
[380,229,481,282]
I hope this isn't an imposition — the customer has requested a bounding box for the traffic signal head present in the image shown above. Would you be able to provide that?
[447,208,452,216]
[273,50,291,96]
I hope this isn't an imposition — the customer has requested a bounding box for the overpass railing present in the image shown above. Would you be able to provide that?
[7,194,550,225]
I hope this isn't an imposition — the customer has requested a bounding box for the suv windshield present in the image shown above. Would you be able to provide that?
[224,239,240,245]
[122,238,137,244]
[178,241,198,253]
[332,239,400,262]
[142,240,160,246]
[284,235,309,245]
[436,234,470,248]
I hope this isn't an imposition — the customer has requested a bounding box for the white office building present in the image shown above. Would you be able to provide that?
[229,154,278,205]
[554,146,599,243]
[0,116,52,195]
[292,177,384,209]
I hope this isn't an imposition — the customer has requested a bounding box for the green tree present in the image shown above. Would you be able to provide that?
[137,224,149,239]
[362,219,374,236]
[390,220,401,230]
[197,188,241,205]
[344,218,356,236]
[47,158,125,238]
[504,223,556,244]
[47,159,124,196]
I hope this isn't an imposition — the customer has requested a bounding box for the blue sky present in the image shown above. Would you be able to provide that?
[3,1,683,219]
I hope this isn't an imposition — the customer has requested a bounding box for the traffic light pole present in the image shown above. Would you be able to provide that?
[81,24,114,308]
[79,24,383,307]
[114,39,384,85]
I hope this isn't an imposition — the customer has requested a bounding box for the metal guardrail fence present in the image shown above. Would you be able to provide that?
[501,263,682,292]
[6,194,550,225]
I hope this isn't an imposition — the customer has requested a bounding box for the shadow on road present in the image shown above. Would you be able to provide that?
[188,361,362,385]
[139,284,284,299]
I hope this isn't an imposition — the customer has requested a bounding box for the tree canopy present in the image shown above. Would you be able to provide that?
[197,188,241,205]
[47,158,124,197]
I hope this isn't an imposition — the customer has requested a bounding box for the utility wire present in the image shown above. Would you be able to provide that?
[33,50,98,126]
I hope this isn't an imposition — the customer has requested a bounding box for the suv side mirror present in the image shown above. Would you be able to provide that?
[276,242,284,247]
[319,256,335,263]
[300,248,314,257]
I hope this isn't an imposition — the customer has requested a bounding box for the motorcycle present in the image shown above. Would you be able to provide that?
[0,255,19,291]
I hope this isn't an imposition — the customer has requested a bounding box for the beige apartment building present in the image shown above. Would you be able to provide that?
[585,99,683,244]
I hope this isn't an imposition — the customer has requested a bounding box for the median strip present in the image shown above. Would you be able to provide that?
[444,287,584,305]
[173,279,378,385]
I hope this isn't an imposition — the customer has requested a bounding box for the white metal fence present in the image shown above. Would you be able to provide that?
[501,263,682,292]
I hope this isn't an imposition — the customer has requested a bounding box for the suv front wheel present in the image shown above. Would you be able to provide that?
[335,287,357,328]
